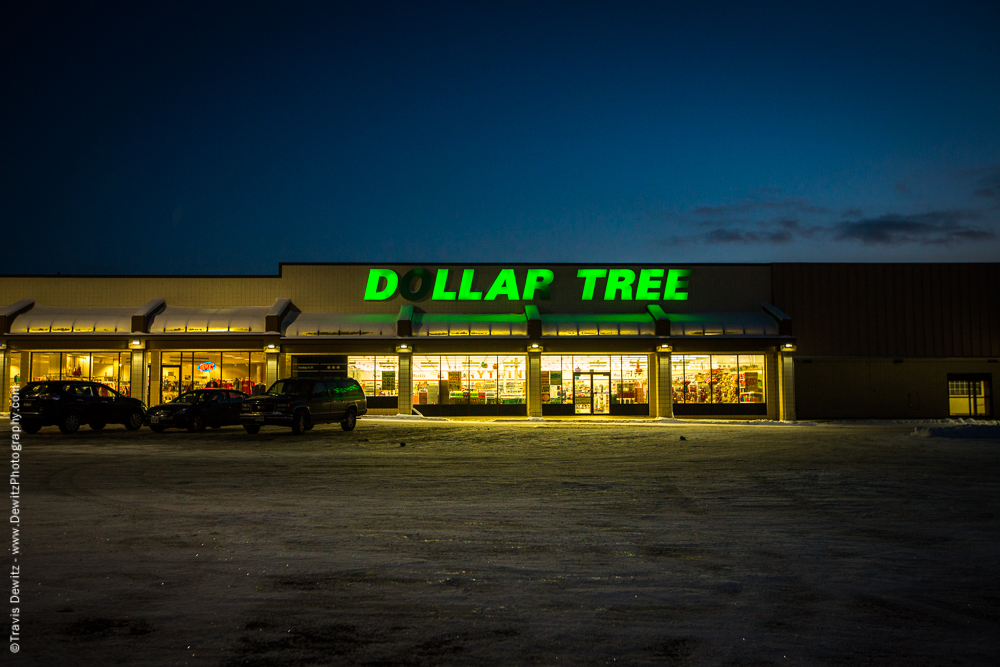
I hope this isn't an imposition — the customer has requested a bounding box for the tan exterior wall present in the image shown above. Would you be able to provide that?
[795,358,997,420]
[0,263,771,314]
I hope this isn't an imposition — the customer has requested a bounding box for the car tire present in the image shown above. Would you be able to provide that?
[59,412,82,434]
[23,420,42,434]
[243,424,261,434]
[188,414,205,433]
[89,421,106,431]
[341,408,357,432]
[124,410,144,431]
[291,410,309,435]
[150,424,166,433]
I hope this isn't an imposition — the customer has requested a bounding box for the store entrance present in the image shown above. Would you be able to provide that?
[161,365,181,403]
[573,372,611,415]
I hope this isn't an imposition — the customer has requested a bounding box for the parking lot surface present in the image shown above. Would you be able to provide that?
[11,419,1000,666]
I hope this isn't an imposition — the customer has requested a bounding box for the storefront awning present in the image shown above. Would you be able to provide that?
[667,312,779,336]
[540,313,656,336]
[10,305,136,333]
[281,312,398,337]
[147,306,271,333]
[411,313,528,337]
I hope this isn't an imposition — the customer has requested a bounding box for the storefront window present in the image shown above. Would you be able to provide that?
[541,355,648,406]
[348,356,399,396]
[412,355,525,405]
[32,353,60,382]
[28,352,132,394]
[62,353,90,380]
[672,354,766,404]
[92,353,131,394]
[948,374,992,417]
[160,352,266,403]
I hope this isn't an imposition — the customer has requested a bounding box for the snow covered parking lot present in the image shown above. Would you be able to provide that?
[12,419,1000,665]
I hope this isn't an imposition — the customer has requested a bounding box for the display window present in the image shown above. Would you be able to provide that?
[348,356,399,396]
[159,351,265,403]
[671,354,765,404]
[541,355,648,410]
[412,355,525,405]
[948,374,992,417]
[29,352,132,394]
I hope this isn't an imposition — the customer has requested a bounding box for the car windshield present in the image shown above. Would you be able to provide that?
[171,392,213,404]
[267,379,314,396]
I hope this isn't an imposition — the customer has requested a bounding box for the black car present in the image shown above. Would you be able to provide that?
[144,389,249,433]
[18,381,145,434]
[240,377,367,434]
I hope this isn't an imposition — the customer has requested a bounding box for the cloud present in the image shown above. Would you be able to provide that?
[833,212,995,245]
[664,205,995,247]
[969,164,1000,200]
[692,198,831,219]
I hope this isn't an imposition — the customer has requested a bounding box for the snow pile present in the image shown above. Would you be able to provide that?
[911,422,1000,439]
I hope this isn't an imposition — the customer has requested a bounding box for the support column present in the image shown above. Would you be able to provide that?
[527,349,542,418]
[130,349,147,404]
[779,353,796,421]
[278,352,289,380]
[266,351,280,387]
[396,350,412,415]
[148,350,161,407]
[655,350,673,419]
[765,352,781,421]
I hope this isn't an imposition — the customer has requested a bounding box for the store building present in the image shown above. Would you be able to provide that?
[0,263,996,420]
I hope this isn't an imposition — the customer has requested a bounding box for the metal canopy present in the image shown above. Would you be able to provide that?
[10,305,135,334]
[147,306,271,333]
[411,313,528,337]
[281,312,397,337]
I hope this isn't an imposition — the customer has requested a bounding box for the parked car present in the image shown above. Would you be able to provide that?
[144,389,249,433]
[18,381,145,434]
[240,377,367,434]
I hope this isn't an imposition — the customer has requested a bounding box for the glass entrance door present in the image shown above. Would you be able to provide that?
[573,372,611,415]
[161,365,181,404]
[592,374,610,414]
[573,372,592,414]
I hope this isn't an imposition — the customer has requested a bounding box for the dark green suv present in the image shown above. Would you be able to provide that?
[240,377,367,434]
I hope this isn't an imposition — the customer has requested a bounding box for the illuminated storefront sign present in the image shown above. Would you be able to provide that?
[198,362,217,372]
[364,267,691,302]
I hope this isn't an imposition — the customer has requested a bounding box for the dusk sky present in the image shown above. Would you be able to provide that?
[3,1,999,275]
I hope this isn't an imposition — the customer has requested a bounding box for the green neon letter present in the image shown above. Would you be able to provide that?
[664,269,691,300]
[522,269,554,300]
[485,269,521,301]
[604,269,636,300]
[577,269,607,300]
[364,268,398,300]
[636,269,664,300]
[432,269,457,300]
[458,269,482,300]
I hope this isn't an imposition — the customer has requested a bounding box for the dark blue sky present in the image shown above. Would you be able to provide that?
[3,1,999,274]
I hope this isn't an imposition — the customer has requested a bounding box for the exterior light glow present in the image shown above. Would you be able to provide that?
[267,344,276,349]
[531,343,539,349]
[131,340,140,346]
